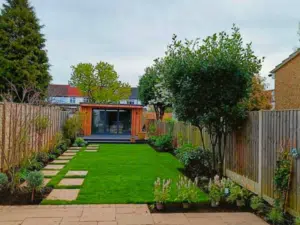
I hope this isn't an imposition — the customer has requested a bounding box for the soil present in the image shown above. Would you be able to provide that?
[0,186,52,205]
[149,202,254,213]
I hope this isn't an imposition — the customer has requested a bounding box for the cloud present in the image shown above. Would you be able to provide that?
[0,0,299,90]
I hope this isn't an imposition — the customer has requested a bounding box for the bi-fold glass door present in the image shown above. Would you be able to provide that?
[92,109,131,135]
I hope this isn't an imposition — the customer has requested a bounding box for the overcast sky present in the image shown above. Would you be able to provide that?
[1,0,300,89]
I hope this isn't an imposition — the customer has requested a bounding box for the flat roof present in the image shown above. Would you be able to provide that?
[80,103,143,109]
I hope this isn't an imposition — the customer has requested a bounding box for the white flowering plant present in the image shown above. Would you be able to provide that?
[176,176,199,203]
[154,177,172,204]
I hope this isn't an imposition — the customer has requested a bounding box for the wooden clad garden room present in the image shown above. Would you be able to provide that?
[80,103,143,137]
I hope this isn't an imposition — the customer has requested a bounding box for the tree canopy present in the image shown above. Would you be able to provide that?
[138,59,172,120]
[0,0,51,101]
[162,25,263,175]
[70,61,131,103]
[244,75,272,111]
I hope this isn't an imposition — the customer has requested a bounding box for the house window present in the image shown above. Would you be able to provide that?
[70,97,76,104]
[83,97,89,103]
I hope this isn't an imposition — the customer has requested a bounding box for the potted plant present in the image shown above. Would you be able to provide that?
[227,184,250,207]
[176,176,198,209]
[209,183,222,207]
[138,132,146,140]
[154,177,171,210]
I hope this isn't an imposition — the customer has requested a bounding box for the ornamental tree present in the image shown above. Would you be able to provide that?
[70,61,131,103]
[0,0,51,101]
[244,75,272,111]
[164,26,263,175]
[138,59,172,120]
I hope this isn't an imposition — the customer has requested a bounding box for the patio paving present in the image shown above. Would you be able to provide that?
[65,170,88,177]
[41,170,60,177]
[51,160,70,164]
[58,178,85,186]
[0,205,268,225]
[44,164,65,170]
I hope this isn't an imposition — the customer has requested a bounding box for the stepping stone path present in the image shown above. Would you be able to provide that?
[66,150,79,152]
[63,152,76,156]
[57,155,74,160]
[86,146,98,150]
[46,189,80,201]
[65,170,88,177]
[44,164,64,170]
[41,170,59,177]
[58,178,84,186]
[51,159,69,164]
[69,147,81,150]
[85,150,97,152]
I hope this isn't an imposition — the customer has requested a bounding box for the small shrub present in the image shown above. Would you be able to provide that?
[63,113,83,142]
[26,171,44,202]
[226,184,251,206]
[208,182,222,205]
[36,152,49,164]
[148,123,157,136]
[295,217,300,225]
[175,144,212,178]
[153,134,173,151]
[64,138,71,147]
[148,135,158,145]
[250,196,265,213]
[74,137,86,147]
[48,153,57,160]
[154,177,171,204]
[72,142,78,147]
[18,167,29,182]
[267,207,284,225]
[22,157,43,171]
[51,148,62,156]
[176,176,199,203]
[0,173,8,190]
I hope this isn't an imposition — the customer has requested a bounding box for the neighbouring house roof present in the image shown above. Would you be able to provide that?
[48,84,139,98]
[48,84,69,97]
[270,48,300,73]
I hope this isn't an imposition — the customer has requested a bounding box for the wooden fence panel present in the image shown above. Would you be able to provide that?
[152,110,300,215]
[0,102,69,171]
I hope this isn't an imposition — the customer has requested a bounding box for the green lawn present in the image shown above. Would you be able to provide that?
[42,144,209,204]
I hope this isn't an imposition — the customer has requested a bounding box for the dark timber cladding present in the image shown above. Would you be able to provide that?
[80,103,143,136]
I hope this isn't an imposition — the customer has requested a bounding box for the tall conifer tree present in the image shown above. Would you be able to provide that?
[0,0,51,100]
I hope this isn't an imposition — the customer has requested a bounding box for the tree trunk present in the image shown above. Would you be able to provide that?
[158,106,165,121]
[197,125,206,151]
[154,105,160,121]
[217,132,223,177]
[31,189,35,202]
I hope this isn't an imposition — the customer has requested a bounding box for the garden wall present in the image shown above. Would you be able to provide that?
[154,110,300,215]
[0,102,69,171]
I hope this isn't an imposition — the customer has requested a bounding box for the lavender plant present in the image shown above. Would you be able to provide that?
[176,176,198,203]
[154,177,172,204]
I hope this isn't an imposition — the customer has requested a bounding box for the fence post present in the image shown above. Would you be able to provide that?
[258,110,263,197]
